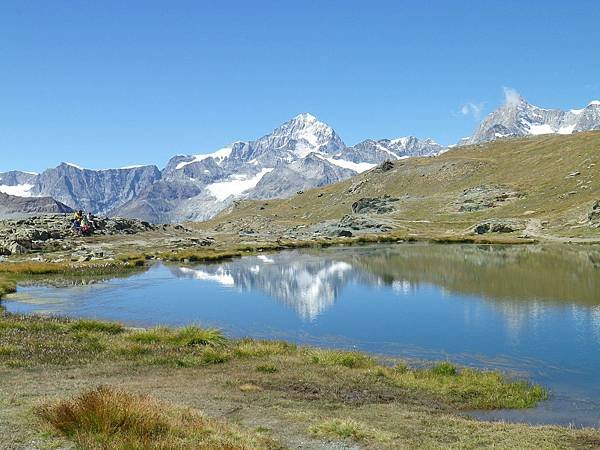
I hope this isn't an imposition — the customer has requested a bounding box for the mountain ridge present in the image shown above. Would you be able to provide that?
[2,95,600,223]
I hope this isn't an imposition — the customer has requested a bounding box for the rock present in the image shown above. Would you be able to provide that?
[0,214,161,254]
[352,197,399,214]
[589,200,600,227]
[473,219,524,234]
[375,160,395,172]
[8,241,28,254]
[338,214,393,232]
[474,223,490,234]
[337,230,353,237]
[456,185,523,212]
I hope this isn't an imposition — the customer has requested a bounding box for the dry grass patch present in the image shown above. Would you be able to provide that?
[35,385,281,449]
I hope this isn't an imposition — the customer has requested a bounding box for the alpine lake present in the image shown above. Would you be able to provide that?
[4,243,600,427]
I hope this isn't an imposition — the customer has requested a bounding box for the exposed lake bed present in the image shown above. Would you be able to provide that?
[4,243,600,428]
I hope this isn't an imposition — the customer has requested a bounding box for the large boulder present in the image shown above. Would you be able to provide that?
[474,219,524,234]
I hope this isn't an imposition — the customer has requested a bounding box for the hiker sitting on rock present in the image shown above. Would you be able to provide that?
[81,215,93,236]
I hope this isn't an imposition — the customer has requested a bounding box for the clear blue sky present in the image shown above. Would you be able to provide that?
[1,0,599,172]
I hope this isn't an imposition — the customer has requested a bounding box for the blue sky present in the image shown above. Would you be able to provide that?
[1,0,599,172]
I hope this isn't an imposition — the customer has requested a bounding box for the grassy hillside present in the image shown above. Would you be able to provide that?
[198,132,600,241]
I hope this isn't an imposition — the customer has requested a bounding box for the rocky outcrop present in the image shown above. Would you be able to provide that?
[455,185,523,212]
[352,196,399,214]
[473,219,525,234]
[0,214,157,256]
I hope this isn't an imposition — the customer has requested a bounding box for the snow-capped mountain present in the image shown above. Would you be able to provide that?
[1,113,443,222]
[113,113,440,223]
[462,94,600,145]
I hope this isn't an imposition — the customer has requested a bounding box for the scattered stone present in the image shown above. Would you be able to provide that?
[456,185,523,212]
[338,215,393,232]
[568,171,581,177]
[347,179,369,194]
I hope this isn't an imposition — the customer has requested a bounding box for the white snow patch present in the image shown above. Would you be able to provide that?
[64,162,84,170]
[589,100,600,106]
[528,124,555,135]
[120,165,146,169]
[324,157,375,173]
[176,146,232,170]
[558,124,576,135]
[206,168,273,201]
[0,183,34,197]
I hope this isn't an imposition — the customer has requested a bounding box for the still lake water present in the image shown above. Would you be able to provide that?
[4,243,600,427]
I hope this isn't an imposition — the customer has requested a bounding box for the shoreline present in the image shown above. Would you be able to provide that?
[4,311,600,449]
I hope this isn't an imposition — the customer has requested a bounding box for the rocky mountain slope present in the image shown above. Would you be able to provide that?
[0,192,73,219]
[200,131,600,241]
[1,114,441,222]
[461,94,600,145]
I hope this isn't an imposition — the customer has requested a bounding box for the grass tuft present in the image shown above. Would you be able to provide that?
[256,364,279,374]
[309,419,368,441]
[430,361,458,376]
[129,325,226,347]
[35,385,278,449]
[307,349,375,369]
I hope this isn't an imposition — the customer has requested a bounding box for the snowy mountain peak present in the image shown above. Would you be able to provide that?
[292,112,318,123]
[462,96,600,145]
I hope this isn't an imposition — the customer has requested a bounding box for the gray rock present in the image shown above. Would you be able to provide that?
[352,196,399,214]
[474,219,524,234]
[589,200,600,227]
[456,185,523,212]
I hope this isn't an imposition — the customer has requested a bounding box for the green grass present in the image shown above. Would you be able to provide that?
[308,418,399,443]
[70,319,125,334]
[0,312,546,412]
[129,325,227,347]
[307,348,376,369]
[376,364,547,409]
[256,364,279,374]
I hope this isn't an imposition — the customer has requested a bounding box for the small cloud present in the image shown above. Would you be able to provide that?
[459,101,485,120]
[502,87,523,106]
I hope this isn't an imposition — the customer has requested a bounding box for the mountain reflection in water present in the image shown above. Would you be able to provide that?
[168,244,600,322]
